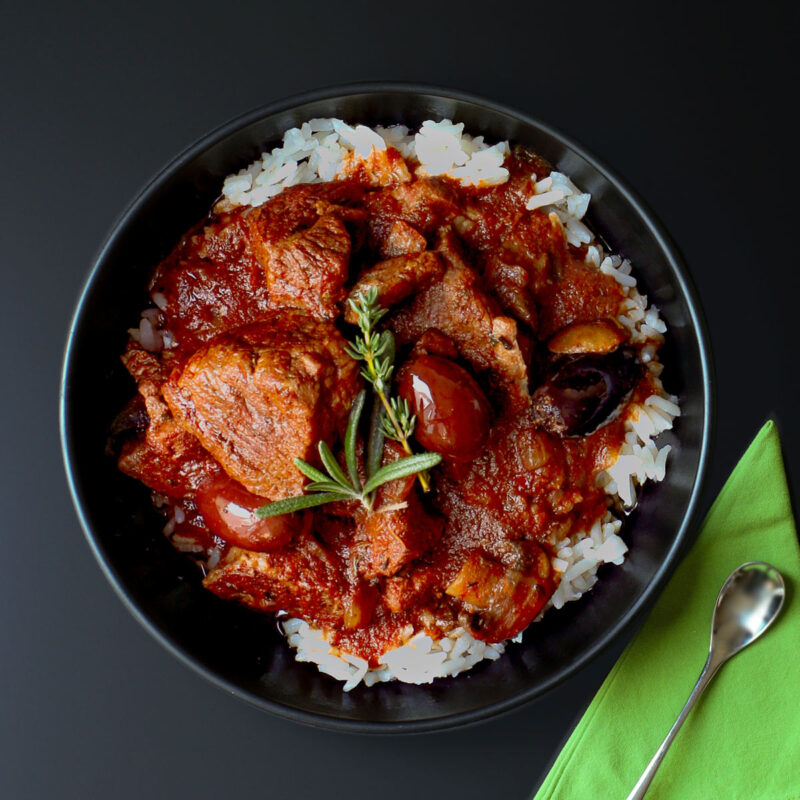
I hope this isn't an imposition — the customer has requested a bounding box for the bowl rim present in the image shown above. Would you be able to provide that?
[60,80,715,734]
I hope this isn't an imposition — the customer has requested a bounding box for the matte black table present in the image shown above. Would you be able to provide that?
[2,2,797,797]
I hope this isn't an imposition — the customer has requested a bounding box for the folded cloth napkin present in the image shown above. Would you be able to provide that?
[533,420,800,800]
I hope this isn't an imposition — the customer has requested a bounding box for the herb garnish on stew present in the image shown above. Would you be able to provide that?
[256,290,442,518]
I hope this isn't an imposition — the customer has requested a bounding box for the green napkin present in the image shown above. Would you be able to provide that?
[533,421,800,800]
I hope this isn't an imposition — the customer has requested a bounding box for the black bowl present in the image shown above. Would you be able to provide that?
[60,83,713,732]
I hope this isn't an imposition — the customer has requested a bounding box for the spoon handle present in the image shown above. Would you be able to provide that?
[624,653,723,800]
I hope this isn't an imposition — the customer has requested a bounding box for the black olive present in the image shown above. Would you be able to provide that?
[105,395,149,456]
[531,347,640,436]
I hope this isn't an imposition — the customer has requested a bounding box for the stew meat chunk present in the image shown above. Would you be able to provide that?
[392,229,530,409]
[162,311,360,499]
[378,219,427,258]
[258,214,352,320]
[357,443,445,578]
[203,530,346,627]
[117,343,220,497]
[345,251,443,322]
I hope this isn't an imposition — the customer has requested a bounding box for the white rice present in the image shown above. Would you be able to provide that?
[128,307,176,352]
[217,118,510,210]
[161,119,681,688]
[281,619,507,691]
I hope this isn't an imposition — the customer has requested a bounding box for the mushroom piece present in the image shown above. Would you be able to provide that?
[531,347,640,436]
[547,318,627,355]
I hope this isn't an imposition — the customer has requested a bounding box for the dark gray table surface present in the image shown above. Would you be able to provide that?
[3,2,798,798]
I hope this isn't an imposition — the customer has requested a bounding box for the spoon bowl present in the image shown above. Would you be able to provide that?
[710,562,786,662]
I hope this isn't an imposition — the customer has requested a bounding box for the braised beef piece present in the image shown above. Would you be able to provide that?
[311,199,369,254]
[117,372,221,498]
[378,219,427,258]
[380,178,460,234]
[356,442,444,579]
[361,493,444,578]
[383,564,440,613]
[162,311,361,499]
[228,182,373,320]
[345,251,442,323]
[409,328,460,360]
[436,415,571,541]
[203,530,345,627]
[391,228,531,410]
[149,210,271,356]
[120,340,172,385]
[197,209,255,263]
[489,316,531,410]
[149,186,373,354]
[391,229,496,365]
[248,181,366,244]
[365,177,459,253]
[459,206,569,336]
[115,342,220,496]
[259,214,352,319]
[117,423,215,498]
[537,253,626,340]
[392,178,459,233]
[445,542,553,642]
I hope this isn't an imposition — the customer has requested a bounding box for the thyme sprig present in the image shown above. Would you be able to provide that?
[255,390,441,518]
[344,288,429,491]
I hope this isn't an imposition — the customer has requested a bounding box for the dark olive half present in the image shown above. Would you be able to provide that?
[532,348,640,436]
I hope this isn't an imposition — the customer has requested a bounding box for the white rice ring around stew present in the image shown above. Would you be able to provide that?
[151,118,680,691]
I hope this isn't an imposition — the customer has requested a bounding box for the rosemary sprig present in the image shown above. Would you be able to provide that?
[344,287,430,491]
[255,390,441,518]
[256,291,442,520]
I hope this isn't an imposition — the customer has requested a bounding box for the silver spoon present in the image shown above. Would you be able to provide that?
[625,561,785,800]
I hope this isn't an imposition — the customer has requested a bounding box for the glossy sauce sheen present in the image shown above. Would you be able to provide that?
[117,146,659,665]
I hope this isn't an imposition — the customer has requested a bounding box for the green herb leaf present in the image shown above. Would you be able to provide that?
[366,400,386,480]
[255,492,352,518]
[363,452,443,495]
[344,390,365,491]
[344,340,368,362]
[302,480,359,495]
[293,458,330,484]
[317,441,352,490]
[379,329,395,362]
